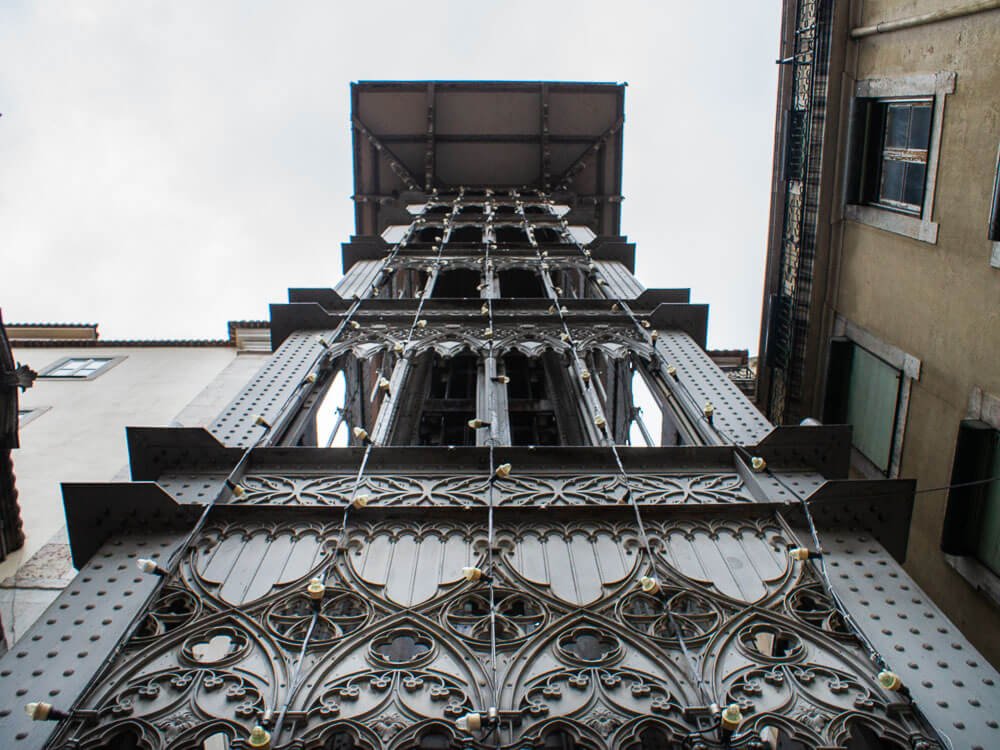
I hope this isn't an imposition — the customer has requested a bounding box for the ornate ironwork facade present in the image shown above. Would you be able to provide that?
[0,81,997,750]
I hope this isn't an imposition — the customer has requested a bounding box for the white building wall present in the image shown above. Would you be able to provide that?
[1,345,270,643]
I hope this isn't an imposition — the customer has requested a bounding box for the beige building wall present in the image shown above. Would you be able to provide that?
[830,1,1000,663]
[1,342,269,643]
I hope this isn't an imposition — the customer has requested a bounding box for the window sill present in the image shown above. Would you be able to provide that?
[845,203,938,243]
[944,553,1000,609]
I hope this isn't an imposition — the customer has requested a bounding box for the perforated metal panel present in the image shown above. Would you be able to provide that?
[594,260,644,298]
[655,330,773,444]
[209,330,332,447]
[334,259,383,300]
[0,527,186,750]
[820,530,1000,750]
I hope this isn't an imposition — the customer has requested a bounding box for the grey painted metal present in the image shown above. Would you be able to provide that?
[655,330,774,445]
[593,259,644,298]
[818,529,1000,750]
[334,260,384,302]
[0,526,187,750]
[209,330,332,448]
[14,182,982,749]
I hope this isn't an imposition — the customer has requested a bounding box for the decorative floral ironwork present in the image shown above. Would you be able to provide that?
[46,514,944,749]
[266,586,372,647]
[237,470,753,506]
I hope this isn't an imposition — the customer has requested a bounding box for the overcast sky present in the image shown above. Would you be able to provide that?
[0,2,780,352]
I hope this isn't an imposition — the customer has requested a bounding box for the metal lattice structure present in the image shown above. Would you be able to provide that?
[1,81,998,750]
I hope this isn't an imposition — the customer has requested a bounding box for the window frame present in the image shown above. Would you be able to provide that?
[869,98,934,216]
[989,141,1000,268]
[38,355,125,380]
[942,393,1000,609]
[824,316,920,479]
[17,405,50,427]
[844,71,955,244]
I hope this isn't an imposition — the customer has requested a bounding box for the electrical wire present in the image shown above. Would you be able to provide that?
[541,190,954,746]
[482,219,503,749]
[273,195,460,743]
[521,194,718,717]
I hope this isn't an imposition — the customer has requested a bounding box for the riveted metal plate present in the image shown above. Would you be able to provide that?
[209,330,330,447]
[126,426,240,480]
[819,529,1000,750]
[61,482,194,569]
[655,331,774,445]
[755,424,853,477]
[0,526,187,750]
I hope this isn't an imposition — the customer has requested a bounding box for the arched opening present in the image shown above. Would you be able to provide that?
[457,204,484,216]
[91,729,145,750]
[408,353,479,446]
[201,732,230,750]
[408,728,457,749]
[494,225,530,244]
[448,225,482,243]
[323,733,359,750]
[845,723,907,749]
[623,726,684,750]
[431,268,481,298]
[504,353,560,446]
[415,226,443,243]
[389,267,429,298]
[493,204,518,217]
[498,268,545,298]
[524,205,549,215]
[424,204,451,215]
[533,226,564,243]
[541,730,587,750]
[316,370,348,447]
[629,367,662,446]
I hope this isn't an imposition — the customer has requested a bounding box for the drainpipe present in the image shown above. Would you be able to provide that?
[851,0,1000,38]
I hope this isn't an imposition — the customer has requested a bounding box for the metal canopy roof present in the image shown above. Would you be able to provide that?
[350,81,625,236]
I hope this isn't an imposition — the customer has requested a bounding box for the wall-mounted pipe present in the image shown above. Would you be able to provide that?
[851,0,1000,38]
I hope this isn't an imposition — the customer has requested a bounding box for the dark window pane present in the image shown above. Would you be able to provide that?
[903,162,927,208]
[884,105,909,149]
[880,159,905,203]
[504,355,548,400]
[909,104,932,149]
[494,225,529,243]
[976,432,1000,575]
[417,412,475,446]
[448,225,482,243]
[432,269,480,298]
[499,268,545,297]
[510,411,559,446]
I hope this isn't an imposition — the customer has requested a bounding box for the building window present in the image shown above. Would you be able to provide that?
[40,356,121,380]
[430,268,481,298]
[825,341,901,475]
[498,268,545,298]
[844,72,954,243]
[413,354,478,446]
[942,422,1000,587]
[504,354,560,446]
[855,99,933,215]
[989,142,1000,268]
[17,406,49,427]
